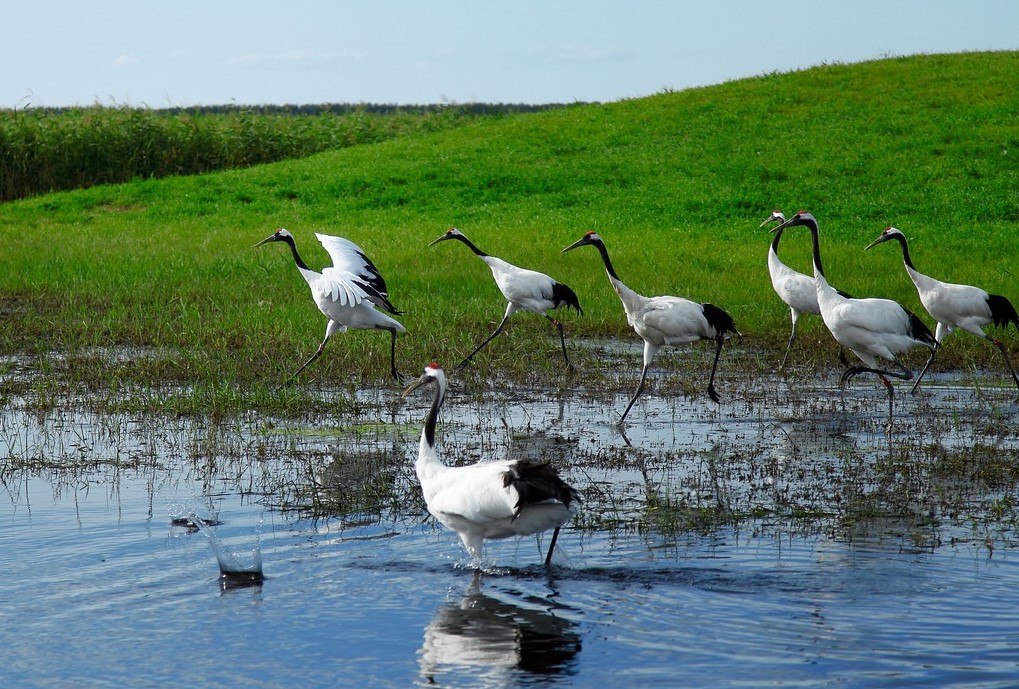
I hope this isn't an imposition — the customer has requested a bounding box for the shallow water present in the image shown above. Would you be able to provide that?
[2,371,1019,688]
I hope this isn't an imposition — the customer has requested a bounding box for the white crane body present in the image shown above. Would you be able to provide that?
[429,229,582,369]
[562,231,737,423]
[865,226,1019,392]
[256,229,405,382]
[404,363,580,567]
[762,209,854,369]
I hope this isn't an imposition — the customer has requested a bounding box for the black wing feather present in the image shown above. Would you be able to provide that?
[502,459,581,519]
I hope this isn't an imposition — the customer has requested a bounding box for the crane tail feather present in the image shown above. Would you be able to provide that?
[503,459,581,518]
[551,282,584,315]
[700,303,738,338]
[987,294,1019,334]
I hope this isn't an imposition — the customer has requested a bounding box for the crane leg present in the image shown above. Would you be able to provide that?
[882,376,895,433]
[840,363,912,387]
[386,327,401,381]
[457,313,510,369]
[706,335,725,403]
[990,337,1019,393]
[282,321,342,387]
[546,315,573,369]
[837,346,852,369]
[910,347,938,395]
[544,526,562,568]
[282,340,328,387]
[779,319,797,372]
[840,362,910,432]
[620,364,650,424]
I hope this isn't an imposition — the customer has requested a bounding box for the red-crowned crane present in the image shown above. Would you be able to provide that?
[762,209,854,370]
[402,362,581,568]
[772,212,937,430]
[762,209,817,370]
[561,231,738,424]
[865,226,1019,393]
[255,229,405,383]
[429,228,583,370]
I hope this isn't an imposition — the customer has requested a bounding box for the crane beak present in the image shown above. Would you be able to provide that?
[768,215,797,234]
[759,214,783,228]
[427,234,448,247]
[401,373,432,398]
[254,234,277,248]
[864,235,888,251]
[561,236,590,253]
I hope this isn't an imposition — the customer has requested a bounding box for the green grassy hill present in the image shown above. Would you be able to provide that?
[2,51,1017,404]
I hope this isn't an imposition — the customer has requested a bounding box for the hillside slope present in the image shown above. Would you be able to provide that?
[1,51,1016,389]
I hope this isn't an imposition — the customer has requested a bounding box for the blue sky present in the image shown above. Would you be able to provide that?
[5,1,1019,108]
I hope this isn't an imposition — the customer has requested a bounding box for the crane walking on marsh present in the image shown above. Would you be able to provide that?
[762,209,852,370]
[428,228,583,370]
[255,229,405,383]
[865,226,1019,394]
[561,231,738,424]
[402,362,581,568]
[772,212,937,430]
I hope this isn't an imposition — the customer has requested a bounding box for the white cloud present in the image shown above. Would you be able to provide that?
[226,50,363,69]
[111,54,141,67]
[554,45,633,63]
[227,53,264,67]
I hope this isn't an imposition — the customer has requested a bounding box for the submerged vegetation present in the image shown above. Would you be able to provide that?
[3,368,1017,554]
[1,53,1018,543]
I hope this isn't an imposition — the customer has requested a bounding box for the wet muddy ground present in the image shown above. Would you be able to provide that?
[2,348,1019,687]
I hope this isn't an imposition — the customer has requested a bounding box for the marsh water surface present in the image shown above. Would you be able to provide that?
[3,363,1019,688]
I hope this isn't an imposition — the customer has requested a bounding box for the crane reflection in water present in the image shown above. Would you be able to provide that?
[419,572,582,683]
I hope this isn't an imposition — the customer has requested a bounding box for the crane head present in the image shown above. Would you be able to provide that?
[865,227,905,251]
[428,228,466,247]
[769,210,817,235]
[401,362,446,399]
[255,228,294,248]
[561,231,603,253]
[759,210,786,228]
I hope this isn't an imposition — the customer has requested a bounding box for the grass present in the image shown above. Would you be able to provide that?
[1,52,1018,412]
[0,103,560,202]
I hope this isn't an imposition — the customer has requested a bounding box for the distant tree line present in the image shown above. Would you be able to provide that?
[0,102,579,202]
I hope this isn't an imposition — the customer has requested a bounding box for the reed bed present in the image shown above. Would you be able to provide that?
[0,103,564,202]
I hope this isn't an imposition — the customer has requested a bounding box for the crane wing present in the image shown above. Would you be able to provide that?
[316,233,401,313]
[427,461,519,524]
[638,297,708,342]
[317,234,390,296]
[313,269,373,307]
[832,297,910,335]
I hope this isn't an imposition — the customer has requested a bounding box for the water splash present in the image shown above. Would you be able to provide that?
[189,513,264,589]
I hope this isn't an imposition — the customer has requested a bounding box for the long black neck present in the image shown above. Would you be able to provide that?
[592,239,621,281]
[803,218,828,278]
[890,233,916,270]
[281,234,311,271]
[424,379,444,448]
[452,234,488,257]
[770,226,784,254]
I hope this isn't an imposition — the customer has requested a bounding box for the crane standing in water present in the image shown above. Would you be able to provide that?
[761,209,853,370]
[402,362,581,568]
[772,212,937,430]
